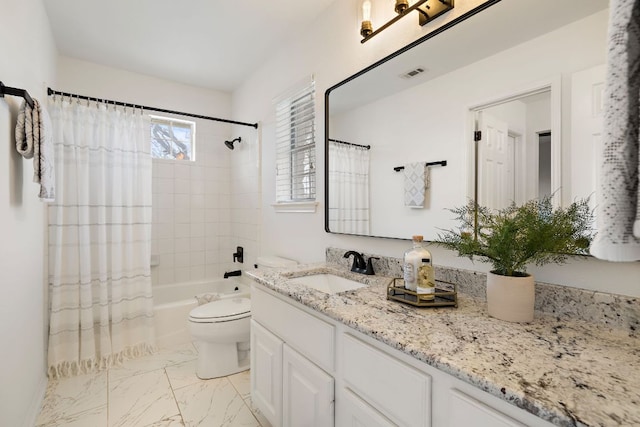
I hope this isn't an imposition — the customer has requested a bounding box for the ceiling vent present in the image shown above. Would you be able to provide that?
[400,67,426,79]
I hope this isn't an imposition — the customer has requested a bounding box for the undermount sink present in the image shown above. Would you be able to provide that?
[288,273,366,294]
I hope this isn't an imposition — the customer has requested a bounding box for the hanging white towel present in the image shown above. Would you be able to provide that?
[404,162,428,208]
[590,0,640,262]
[15,99,55,202]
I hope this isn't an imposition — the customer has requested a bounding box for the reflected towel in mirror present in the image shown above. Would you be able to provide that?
[404,162,429,208]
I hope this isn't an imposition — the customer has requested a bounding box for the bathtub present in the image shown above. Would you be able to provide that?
[153,279,250,349]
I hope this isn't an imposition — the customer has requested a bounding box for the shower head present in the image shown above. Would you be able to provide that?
[224,137,241,150]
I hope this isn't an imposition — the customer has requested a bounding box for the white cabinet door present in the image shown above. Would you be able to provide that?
[449,389,526,427]
[337,388,395,427]
[251,320,283,427]
[283,344,334,427]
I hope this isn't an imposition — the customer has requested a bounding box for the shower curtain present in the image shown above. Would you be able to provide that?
[47,98,155,378]
[328,142,370,234]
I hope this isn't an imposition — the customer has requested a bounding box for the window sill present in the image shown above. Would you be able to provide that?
[271,201,318,213]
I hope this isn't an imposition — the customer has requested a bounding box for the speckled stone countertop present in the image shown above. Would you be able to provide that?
[246,263,640,427]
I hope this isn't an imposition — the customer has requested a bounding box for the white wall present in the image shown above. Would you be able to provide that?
[0,1,57,425]
[56,57,251,283]
[233,1,640,297]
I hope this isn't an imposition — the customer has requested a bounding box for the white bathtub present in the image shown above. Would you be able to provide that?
[153,279,250,349]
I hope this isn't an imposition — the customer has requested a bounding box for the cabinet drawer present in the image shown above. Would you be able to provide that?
[449,389,526,427]
[342,333,431,427]
[337,388,395,427]
[252,285,335,372]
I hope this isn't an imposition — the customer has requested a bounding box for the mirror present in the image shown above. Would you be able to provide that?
[326,0,608,241]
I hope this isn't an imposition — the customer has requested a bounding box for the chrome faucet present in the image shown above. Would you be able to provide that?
[343,251,379,275]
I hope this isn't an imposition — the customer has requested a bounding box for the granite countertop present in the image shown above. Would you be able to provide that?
[246,263,640,427]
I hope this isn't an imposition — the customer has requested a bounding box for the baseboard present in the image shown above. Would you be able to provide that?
[22,373,48,427]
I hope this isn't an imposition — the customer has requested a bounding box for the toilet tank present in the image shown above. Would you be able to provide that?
[255,256,298,270]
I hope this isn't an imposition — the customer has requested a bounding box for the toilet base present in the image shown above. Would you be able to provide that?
[195,340,250,379]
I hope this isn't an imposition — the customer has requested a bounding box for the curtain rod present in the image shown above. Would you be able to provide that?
[329,138,371,150]
[47,87,258,129]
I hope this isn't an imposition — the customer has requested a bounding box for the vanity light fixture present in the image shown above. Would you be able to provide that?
[360,0,454,44]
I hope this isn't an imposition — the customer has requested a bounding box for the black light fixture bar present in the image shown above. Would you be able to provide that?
[394,160,447,171]
[361,0,454,44]
[0,81,34,108]
[47,87,258,129]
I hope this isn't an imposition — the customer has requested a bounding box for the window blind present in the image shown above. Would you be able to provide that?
[275,78,316,203]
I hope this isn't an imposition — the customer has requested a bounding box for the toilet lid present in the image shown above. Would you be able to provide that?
[189,297,251,322]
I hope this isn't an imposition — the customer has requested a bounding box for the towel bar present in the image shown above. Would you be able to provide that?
[0,81,34,108]
[394,160,447,172]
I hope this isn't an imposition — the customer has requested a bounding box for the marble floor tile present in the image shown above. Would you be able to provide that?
[35,404,108,427]
[164,359,202,391]
[141,413,185,426]
[35,370,107,425]
[109,369,181,427]
[110,342,198,383]
[244,397,272,427]
[174,377,260,427]
[228,369,251,400]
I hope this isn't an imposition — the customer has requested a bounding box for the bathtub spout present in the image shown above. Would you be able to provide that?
[223,270,242,279]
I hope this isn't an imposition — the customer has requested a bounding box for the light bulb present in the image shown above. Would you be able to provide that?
[362,0,372,22]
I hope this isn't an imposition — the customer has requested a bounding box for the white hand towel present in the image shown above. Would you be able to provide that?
[15,99,55,202]
[590,0,640,261]
[404,162,428,208]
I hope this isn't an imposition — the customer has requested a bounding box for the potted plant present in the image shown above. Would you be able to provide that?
[435,195,594,322]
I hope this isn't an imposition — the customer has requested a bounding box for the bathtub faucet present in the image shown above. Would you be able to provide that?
[224,270,242,279]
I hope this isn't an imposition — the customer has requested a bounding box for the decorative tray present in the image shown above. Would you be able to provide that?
[387,278,458,308]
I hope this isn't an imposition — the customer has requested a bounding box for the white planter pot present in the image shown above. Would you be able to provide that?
[486,271,535,323]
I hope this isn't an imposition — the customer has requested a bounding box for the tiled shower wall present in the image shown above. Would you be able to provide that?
[151,119,240,285]
[230,132,261,270]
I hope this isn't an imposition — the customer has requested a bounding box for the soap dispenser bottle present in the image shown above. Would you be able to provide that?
[403,235,431,292]
[416,257,435,300]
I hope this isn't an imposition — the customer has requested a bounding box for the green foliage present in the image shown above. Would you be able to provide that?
[435,196,595,277]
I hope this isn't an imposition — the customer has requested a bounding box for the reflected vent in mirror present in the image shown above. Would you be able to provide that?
[401,67,427,79]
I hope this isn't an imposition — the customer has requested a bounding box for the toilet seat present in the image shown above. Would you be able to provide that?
[189,297,251,323]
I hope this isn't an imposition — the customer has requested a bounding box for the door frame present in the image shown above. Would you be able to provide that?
[466,76,562,207]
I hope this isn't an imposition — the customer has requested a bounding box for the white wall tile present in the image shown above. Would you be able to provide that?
[174,238,190,254]
[156,178,175,194]
[174,194,189,207]
[190,251,205,267]
[175,253,191,268]
[190,237,205,252]
[190,223,206,237]
[158,239,175,255]
[174,267,191,283]
[190,266,205,281]
[174,179,191,194]
[174,223,190,238]
[174,208,190,224]
[175,164,191,180]
[157,223,174,239]
[190,194,205,210]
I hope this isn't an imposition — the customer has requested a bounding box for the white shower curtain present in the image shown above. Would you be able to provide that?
[328,142,370,234]
[47,98,155,378]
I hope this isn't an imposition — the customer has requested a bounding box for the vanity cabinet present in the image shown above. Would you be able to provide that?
[250,282,554,427]
[251,286,335,427]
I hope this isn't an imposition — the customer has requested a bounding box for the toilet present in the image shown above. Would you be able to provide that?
[188,256,297,379]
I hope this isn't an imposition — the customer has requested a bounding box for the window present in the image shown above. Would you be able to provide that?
[150,115,196,161]
[275,78,316,204]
